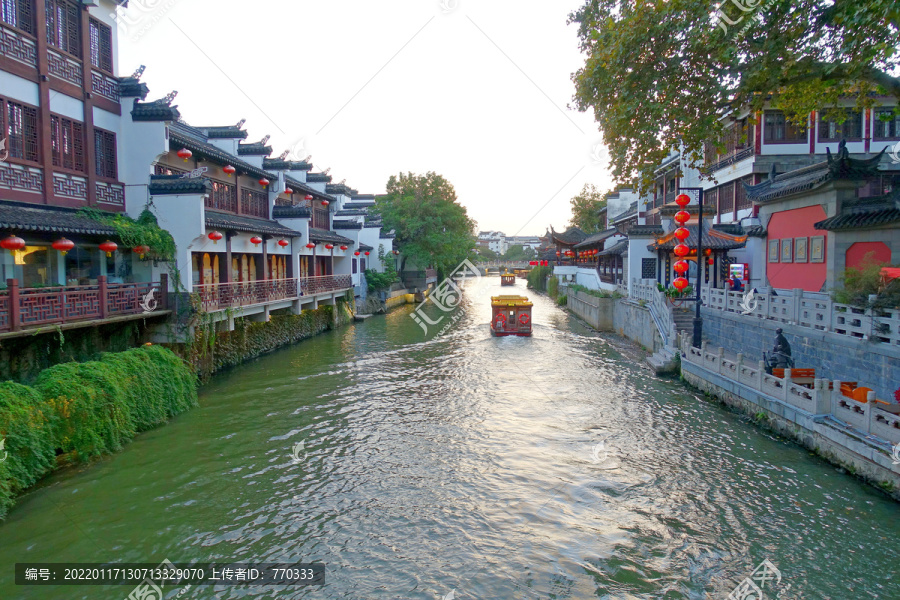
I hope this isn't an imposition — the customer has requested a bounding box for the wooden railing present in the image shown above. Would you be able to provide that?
[194,278,299,312]
[682,337,900,446]
[300,274,353,295]
[700,287,900,346]
[0,276,167,333]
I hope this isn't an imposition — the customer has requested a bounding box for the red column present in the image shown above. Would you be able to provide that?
[8,279,20,331]
[98,275,108,319]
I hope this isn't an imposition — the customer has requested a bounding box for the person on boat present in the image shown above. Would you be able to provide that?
[771,328,792,368]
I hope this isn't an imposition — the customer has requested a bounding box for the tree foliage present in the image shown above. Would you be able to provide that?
[502,245,536,261]
[570,0,900,189]
[373,172,476,278]
[568,183,608,232]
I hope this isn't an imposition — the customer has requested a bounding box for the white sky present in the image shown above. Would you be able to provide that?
[118,0,613,236]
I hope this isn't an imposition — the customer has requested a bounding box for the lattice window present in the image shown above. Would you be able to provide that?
[89,18,112,72]
[45,0,79,55]
[50,114,84,172]
[718,182,734,219]
[873,108,900,140]
[153,164,187,176]
[764,111,807,143]
[5,99,39,162]
[1,0,35,34]
[209,181,237,212]
[706,187,718,212]
[641,258,656,280]
[735,177,752,211]
[313,206,329,229]
[819,109,863,141]
[241,189,268,219]
[352,259,357,274]
[94,128,117,179]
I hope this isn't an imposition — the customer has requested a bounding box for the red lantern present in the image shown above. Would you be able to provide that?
[132,244,150,259]
[675,193,690,207]
[277,239,289,248]
[284,188,294,195]
[0,235,25,251]
[556,251,561,256]
[177,148,192,162]
[708,257,715,265]
[325,244,334,250]
[321,200,329,206]
[674,243,690,257]
[99,240,118,257]
[672,277,689,291]
[340,245,348,250]
[305,194,314,201]
[674,210,690,225]
[704,248,712,256]
[674,227,690,242]
[306,243,315,249]
[673,260,689,274]
[223,165,236,177]
[259,178,270,187]
[208,231,223,244]
[250,236,263,247]
[364,251,370,256]
[393,250,399,255]
[52,238,75,255]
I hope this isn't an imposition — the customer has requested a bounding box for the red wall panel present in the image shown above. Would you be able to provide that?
[767,205,828,291]
[846,242,891,270]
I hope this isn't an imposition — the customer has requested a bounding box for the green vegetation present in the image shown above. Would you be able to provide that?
[568,183,607,233]
[0,345,197,518]
[501,245,536,262]
[365,247,401,293]
[833,252,899,309]
[658,282,694,299]
[547,276,560,299]
[373,172,476,279]
[526,266,552,292]
[569,283,623,299]
[570,0,900,189]
[557,295,568,306]
[79,208,177,263]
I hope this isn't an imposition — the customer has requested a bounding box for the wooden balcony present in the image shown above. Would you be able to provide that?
[0,276,168,335]
[194,275,352,312]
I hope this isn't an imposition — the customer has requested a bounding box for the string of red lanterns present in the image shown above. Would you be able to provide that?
[672,196,692,291]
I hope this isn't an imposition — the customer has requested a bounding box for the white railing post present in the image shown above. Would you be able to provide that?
[792,288,802,325]
[717,347,725,374]
[757,361,765,389]
[783,368,792,402]
[866,391,876,433]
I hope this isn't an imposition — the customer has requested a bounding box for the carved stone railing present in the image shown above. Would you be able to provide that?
[194,278,299,312]
[700,287,900,346]
[632,278,676,347]
[682,336,900,445]
[0,276,166,333]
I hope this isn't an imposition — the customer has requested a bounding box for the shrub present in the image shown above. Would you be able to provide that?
[557,295,568,306]
[833,252,899,309]
[0,383,56,497]
[547,276,559,298]
[526,266,552,291]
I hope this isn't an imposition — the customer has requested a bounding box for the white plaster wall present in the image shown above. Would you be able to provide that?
[50,93,84,121]
[0,71,39,105]
[121,120,168,219]
[148,193,205,290]
[627,238,658,296]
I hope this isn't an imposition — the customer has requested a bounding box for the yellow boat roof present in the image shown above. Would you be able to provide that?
[491,295,533,307]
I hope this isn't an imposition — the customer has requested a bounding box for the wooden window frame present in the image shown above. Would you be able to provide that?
[873,108,900,141]
[94,127,118,180]
[763,110,808,144]
[3,97,40,165]
[45,0,80,56]
[819,109,863,142]
[88,18,112,73]
[50,113,85,173]
[1,0,36,36]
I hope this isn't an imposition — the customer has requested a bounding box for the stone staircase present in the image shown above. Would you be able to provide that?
[646,343,679,374]
[672,308,694,333]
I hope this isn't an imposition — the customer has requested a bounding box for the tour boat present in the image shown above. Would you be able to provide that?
[490,295,533,337]
[500,273,516,286]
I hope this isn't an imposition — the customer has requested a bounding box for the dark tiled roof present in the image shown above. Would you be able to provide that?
[205,211,301,237]
[814,192,900,231]
[307,173,333,183]
[574,227,619,249]
[308,227,354,244]
[272,206,311,219]
[712,222,768,238]
[332,220,363,230]
[744,142,885,203]
[119,78,149,99]
[0,202,118,236]
[169,122,276,181]
[658,202,716,216]
[204,126,248,139]
[326,183,354,196]
[149,175,211,195]
[351,194,376,201]
[550,226,588,245]
[598,239,628,256]
[237,142,273,156]
[131,98,180,122]
[342,202,372,210]
[628,225,665,236]
[610,201,638,223]
[264,158,312,171]
[744,225,767,237]
[284,176,335,202]
[335,209,367,217]
[648,224,747,251]
[380,231,395,239]
[359,243,374,252]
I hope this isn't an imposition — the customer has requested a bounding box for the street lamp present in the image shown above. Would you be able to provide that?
[677,188,705,348]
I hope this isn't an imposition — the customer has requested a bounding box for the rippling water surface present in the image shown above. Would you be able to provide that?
[1,277,899,599]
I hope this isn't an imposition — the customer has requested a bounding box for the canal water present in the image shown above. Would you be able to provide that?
[1,276,899,599]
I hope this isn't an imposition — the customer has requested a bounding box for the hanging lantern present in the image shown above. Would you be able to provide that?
[177,148,192,162]
[340,245,348,251]
[99,240,118,257]
[52,238,75,255]
[673,259,689,274]
[0,235,25,251]
[284,187,294,195]
[674,210,691,225]
[674,227,690,242]
[223,165,236,177]
[556,251,561,256]
[672,277,689,291]
[325,244,334,250]
[704,248,712,256]
[277,239,289,248]
[354,251,360,256]
[393,250,399,255]
[306,243,315,249]
[321,200,329,206]
[675,193,691,207]
[364,251,370,256]
[132,244,150,259]
[674,243,690,257]
[305,194,314,201]
[708,257,715,265]
[259,178,270,187]
[208,231,223,244]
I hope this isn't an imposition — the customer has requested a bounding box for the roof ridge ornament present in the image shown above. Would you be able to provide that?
[258,135,270,146]
[131,65,146,80]
[235,118,246,129]
[148,90,178,106]
[278,150,290,160]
